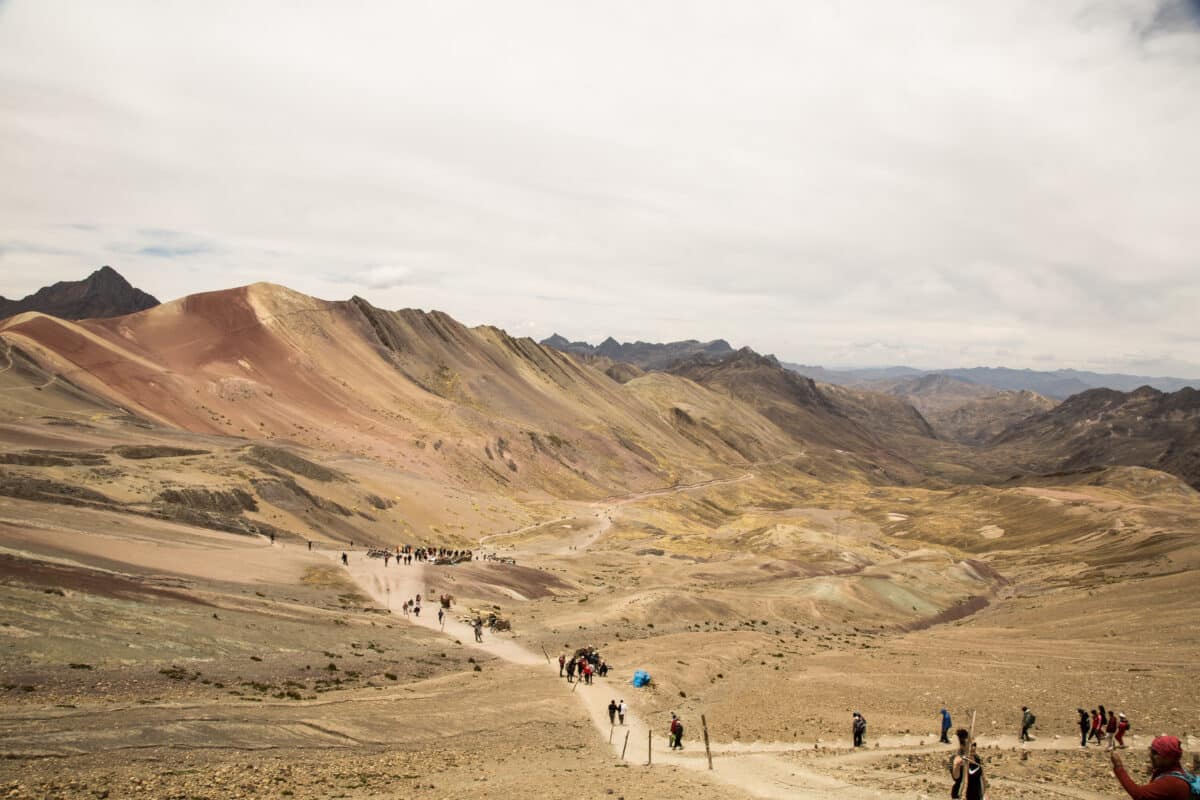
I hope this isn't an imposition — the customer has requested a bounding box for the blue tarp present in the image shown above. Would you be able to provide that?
[631,669,651,687]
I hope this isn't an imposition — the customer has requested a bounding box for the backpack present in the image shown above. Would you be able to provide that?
[1162,771,1200,799]
[1027,713,1036,727]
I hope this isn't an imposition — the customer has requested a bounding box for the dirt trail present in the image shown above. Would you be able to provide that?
[332,548,949,799]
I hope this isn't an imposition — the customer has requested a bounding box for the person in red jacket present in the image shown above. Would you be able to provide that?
[1116,714,1130,749]
[1110,735,1192,799]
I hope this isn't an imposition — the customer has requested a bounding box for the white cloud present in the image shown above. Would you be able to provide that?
[1,0,1198,376]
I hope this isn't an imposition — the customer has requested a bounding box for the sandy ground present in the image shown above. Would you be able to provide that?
[1,415,1197,798]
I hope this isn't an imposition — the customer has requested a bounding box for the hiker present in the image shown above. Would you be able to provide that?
[618,700,627,725]
[384,553,390,566]
[1079,708,1092,747]
[437,607,444,626]
[582,660,593,685]
[307,540,312,551]
[413,602,420,617]
[341,552,348,566]
[608,700,618,725]
[566,658,576,683]
[1115,713,1129,749]
[1091,709,1105,745]
[558,654,566,677]
[1106,710,1119,750]
[1020,706,1035,742]
[940,708,953,744]
[473,618,483,643]
[951,729,986,800]
[852,712,866,747]
[1110,735,1194,799]
[270,532,275,544]
[669,713,683,750]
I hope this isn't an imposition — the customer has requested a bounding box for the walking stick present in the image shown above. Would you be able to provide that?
[540,644,551,664]
[610,724,614,744]
[621,730,630,761]
[702,714,713,770]
[647,729,652,765]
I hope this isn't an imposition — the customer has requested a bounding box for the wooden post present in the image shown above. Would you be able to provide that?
[621,730,630,760]
[702,714,713,770]
[647,729,653,765]
[540,644,551,664]
[609,724,614,744]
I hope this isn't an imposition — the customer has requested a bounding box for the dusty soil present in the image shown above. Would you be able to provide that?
[0,409,1197,798]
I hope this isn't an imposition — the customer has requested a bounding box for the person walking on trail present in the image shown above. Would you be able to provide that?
[940,708,953,744]
[1110,735,1194,799]
[437,607,444,626]
[852,712,866,748]
[608,700,618,726]
[1079,708,1092,747]
[566,658,576,683]
[669,713,684,750]
[1091,709,1105,745]
[473,618,483,643]
[1115,713,1130,749]
[558,654,566,677]
[1020,706,1035,741]
[618,700,627,725]
[951,728,987,800]
[341,552,348,566]
[1106,710,1120,750]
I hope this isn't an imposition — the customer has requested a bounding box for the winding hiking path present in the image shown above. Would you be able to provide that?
[331,456,1121,798]
[335,550,1121,798]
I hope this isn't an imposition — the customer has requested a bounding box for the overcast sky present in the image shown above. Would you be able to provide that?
[1,1,1198,375]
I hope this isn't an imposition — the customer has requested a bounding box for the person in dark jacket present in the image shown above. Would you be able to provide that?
[1110,735,1192,799]
[1079,708,1092,747]
[1020,706,1035,741]
[852,712,866,747]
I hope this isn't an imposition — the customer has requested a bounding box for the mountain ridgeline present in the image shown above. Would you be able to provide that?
[2,273,1198,493]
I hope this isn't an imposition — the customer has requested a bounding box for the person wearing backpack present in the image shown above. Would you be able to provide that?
[1079,709,1093,748]
[1116,713,1130,749]
[1110,735,1196,799]
[852,712,867,747]
[1020,707,1035,742]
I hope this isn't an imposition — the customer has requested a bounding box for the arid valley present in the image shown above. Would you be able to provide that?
[0,276,1197,799]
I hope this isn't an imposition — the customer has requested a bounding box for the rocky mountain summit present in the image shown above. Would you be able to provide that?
[0,266,159,321]
[541,333,734,371]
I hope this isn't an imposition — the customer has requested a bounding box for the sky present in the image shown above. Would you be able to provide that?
[1,1,1199,376]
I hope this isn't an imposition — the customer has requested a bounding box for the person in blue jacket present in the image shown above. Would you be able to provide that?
[940,708,953,744]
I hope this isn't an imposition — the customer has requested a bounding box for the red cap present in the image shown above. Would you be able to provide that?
[1151,735,1183,763]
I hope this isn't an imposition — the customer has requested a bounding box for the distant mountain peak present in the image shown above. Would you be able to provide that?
[0,266,160,321]
[540,334,737,371]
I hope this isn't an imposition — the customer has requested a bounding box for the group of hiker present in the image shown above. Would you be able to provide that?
[559,648,609,684]
[944,710,1191,800]
[1079,705,1131,750]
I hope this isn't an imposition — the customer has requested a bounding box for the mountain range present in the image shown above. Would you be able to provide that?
[3,268,1198,491]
